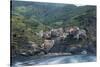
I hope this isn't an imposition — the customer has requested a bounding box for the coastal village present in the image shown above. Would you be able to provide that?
[12,26,96,57]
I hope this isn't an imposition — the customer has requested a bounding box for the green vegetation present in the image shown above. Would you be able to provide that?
[11,1,96,56]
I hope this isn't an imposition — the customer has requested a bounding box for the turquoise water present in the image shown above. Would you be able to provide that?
[12,54,96,67]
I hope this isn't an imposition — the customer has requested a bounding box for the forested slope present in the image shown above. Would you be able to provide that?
[11,1,96,57]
